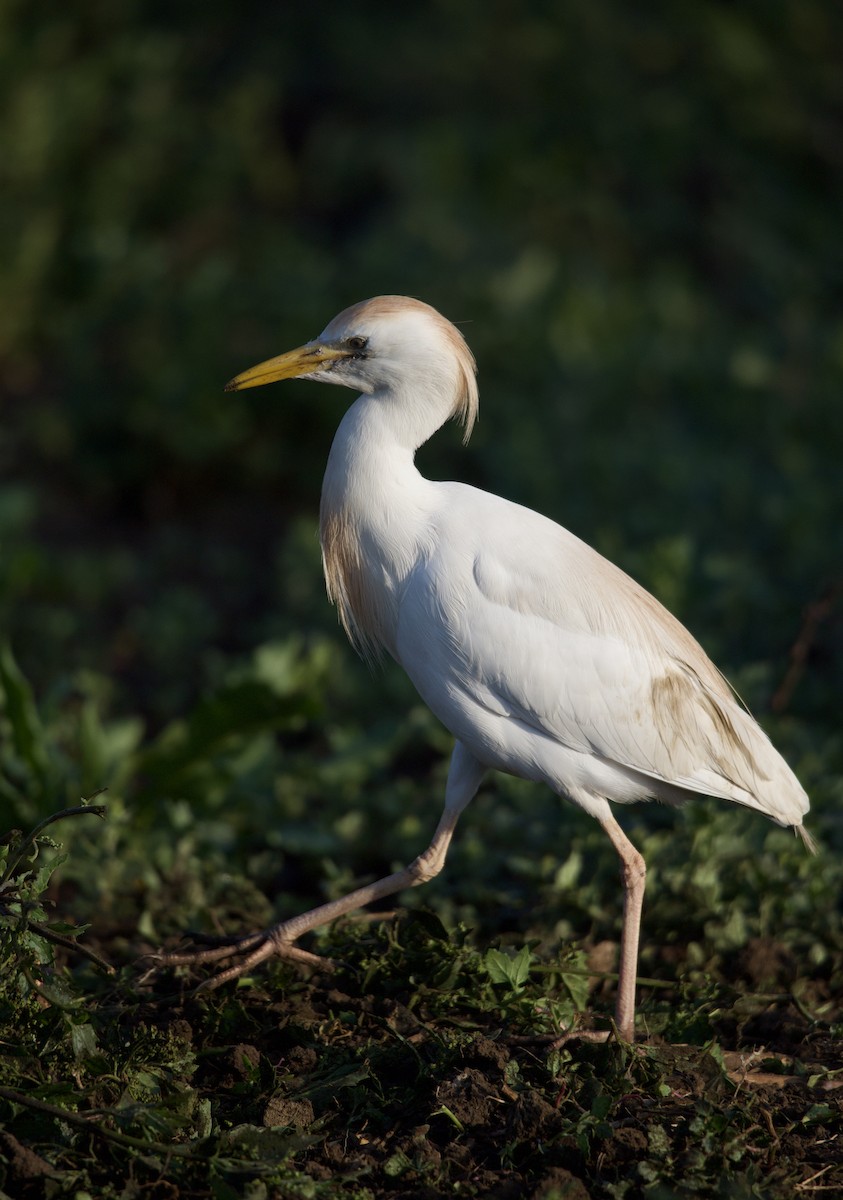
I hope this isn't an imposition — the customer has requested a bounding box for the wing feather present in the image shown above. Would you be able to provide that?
[397,485,808,827]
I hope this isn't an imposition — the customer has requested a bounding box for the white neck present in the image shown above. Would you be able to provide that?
[319,390,441,660]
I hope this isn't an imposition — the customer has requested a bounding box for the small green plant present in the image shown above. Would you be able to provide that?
[0,801,111,985]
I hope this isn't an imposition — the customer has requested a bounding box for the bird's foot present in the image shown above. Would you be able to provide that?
[549,1013,636,1048]
[141,923,334,991]
[550,1027,613,1049]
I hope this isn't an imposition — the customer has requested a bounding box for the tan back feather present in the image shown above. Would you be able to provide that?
[320,505,389,661]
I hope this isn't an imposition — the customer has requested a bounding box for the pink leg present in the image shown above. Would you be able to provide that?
[600,813,646,1041]
[151,743,485,990]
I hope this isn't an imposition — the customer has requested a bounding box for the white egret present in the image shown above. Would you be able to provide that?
[163,296,813,1040]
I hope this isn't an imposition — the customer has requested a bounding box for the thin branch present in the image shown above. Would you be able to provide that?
[1,801,107,885]
[16,918,114,974]
[771,584,840,714]
[0,1085,191,1157]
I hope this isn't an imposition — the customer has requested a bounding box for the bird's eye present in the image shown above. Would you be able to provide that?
[347,335,368,354]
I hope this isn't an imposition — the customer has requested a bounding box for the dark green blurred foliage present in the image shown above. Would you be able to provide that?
[1,11,843,1194]
[2,0,841,719]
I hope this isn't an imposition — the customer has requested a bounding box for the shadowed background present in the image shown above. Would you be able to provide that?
[1,1,841,940]
[3,9,843,1194]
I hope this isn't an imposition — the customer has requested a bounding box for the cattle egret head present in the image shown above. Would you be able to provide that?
[226,296,478,442]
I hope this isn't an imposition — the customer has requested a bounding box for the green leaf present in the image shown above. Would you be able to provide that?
[78,701,144,792]
[558,950,591,1011]
[0,643,50,789]
[484,945,533,992]
[554,849,583,890]
[384,1151,413,1178]
[431,1105,465,1133]
[802,1104,834,1126]
[71,1021,100,1060]
[136,680,316,790]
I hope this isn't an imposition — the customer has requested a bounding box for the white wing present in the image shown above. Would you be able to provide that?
[396,484,808,828]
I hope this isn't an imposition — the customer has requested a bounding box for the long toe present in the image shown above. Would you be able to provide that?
[193,936,333,991]
[142,925,335,991]
[149,929,269,967]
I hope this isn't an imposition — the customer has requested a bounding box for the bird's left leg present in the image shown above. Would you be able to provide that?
[148,742,485,990]
[600,812,646,1042]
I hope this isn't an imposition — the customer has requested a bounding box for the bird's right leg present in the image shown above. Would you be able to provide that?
[601,812,646,1042]
[147,742,485,990]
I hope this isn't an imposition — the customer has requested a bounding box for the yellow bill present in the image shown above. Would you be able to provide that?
[225,343,349,392]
